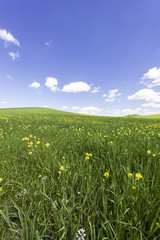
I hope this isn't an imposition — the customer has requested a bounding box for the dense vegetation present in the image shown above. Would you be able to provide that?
[0,108,160,239]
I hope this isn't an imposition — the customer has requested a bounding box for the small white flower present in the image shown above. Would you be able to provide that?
[75,228,86,240]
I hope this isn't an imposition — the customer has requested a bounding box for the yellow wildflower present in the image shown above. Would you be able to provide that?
[156,223,160,227]
[132,186,136,189]
[38,175,42,178]
[29,152,32,155]
[86,153,92,157]
[128,173,133,177]
[36,141,40,144]
[147,150,151,154]
[0,178,3,182]
[28,145,31,148]
[58,171,61,175]
[60,166,64,171]
[103,172,109,178]
[45,143,50,148]
[135,173,142,180]
[86,156,90,160]
[0,187,2,192]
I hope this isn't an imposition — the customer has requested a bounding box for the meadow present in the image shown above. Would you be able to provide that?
[0,107,160,240]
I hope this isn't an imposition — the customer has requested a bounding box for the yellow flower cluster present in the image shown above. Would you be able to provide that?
[156,223,160,228]
[58,166,65,179]
[22,137,29,141]
[86,153,92,160]
[128,172,142,180]
[135,173,142,180]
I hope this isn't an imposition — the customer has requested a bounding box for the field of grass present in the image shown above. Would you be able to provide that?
[0,107,160,239]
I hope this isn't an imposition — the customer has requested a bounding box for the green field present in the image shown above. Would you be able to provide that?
[0,107,160,239]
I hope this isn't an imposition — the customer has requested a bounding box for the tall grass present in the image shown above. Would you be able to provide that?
[0,108,160,239]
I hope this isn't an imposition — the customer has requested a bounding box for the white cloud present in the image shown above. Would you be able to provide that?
[62,81,91,93]
[45,40,52,46]
[122,108,139,115]
[62,106,68,109]
[141,103,160,108]
[112,110,121,115]
[141,67,160,88]
[1,101,8,105]
[45,77,59,92]
[43,105,49,108]
[104,89,121,102]
[71,106,80,110]
[105,98,115,102]
[92,89,99,93]
[9,51,20,60]
[6,74,13,80]
[78,106,103,115]
[108,89,118,98]
[91,87,100,93]
[29,81,40,89]
[0,29,20,46]
[128,88,160,103]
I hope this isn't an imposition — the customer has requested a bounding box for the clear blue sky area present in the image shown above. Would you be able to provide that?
[1,0,160,115]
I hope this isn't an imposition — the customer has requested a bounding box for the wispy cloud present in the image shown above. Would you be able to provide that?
[45,40,52,47]
[91,87,100,93]
[6,74,13,80]
[62,106,68,109]
[0,29,20,47]
[103,89,121,102]
[9,51,20,60]
[1,101,8,105]
[141,103,160,108]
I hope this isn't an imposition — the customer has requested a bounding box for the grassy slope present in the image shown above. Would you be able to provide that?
[0,107,75,116]
[0,107,160,119]
[1,107,160,239]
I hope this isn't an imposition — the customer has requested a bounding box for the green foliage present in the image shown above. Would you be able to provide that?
[0,108,160,239]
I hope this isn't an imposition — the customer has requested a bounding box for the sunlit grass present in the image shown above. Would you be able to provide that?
[0,108,160,239]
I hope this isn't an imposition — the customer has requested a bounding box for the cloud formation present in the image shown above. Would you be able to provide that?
[141,103,160,108]
[6,74,13,80]
[62,106,68,109]
[1,101,8,105]
[75,106,103,115]
[29,81,40,89]
[9,51,20,60]
[0,29,20,46]
[128,88,160,103]
[91,87,100,93]
[104,89,121,102]
[45,77,59,92]
[141,67,160,88]
[62,81,91,93]
[45,40,52,46]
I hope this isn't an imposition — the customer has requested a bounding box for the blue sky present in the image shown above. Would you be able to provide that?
[1,0,160,116]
